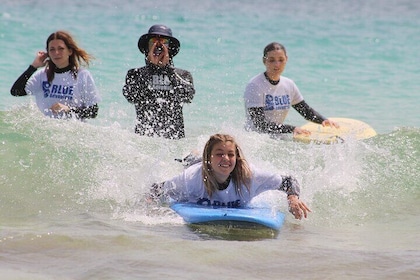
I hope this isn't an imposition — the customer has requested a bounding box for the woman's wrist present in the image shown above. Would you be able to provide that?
[287,194,299,200]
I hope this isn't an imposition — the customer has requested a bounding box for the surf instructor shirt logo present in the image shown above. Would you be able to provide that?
[265,94,291,111]
[42,81,74,100]
[197,198,241,208]
[151,74,172,91]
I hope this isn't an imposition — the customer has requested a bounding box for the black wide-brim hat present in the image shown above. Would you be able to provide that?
[138,24,181,57]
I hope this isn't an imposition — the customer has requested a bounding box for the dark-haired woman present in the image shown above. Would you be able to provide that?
[11,30,100,120]
[244,42,338,136]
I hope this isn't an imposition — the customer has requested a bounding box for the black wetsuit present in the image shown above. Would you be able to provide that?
[248,100,326,134]
[122,61,195,139]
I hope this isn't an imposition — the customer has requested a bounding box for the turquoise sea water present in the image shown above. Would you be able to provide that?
[1,0,419,279]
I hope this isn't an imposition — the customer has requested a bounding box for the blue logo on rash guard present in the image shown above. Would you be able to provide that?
[265,94,291,110]
[42,81,51,98]
[196,198,241,208]
[43,82,74,99]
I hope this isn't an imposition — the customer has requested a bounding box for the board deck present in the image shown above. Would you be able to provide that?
[170,203,285,231]
[293,117,377,144]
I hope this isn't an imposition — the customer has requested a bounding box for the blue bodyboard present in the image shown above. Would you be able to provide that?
[170,203,285,230]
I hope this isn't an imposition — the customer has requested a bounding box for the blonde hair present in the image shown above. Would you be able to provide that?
[201,134,252,197]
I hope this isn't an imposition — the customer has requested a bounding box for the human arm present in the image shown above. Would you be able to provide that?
[287,195,311,220]
[244,79,295,133]
[122,68,149,104]
[47,103,99,119]
[147,40,171,66]
[147,182,165,203]
[49,70,99,119]
[10,65,37,96]
[147,180,187,204]
[70,104,99,119]
[11,51,49,96]
[279,176,311,219]
[147,42,195,102]
[293,100,339,128]
[247,107,296,134]
[168,67,195,103]
[292,100,325,123]
[147,164,203,204]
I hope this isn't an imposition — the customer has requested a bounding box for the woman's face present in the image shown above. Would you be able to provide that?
[47,39,73,69]
[210,141,237,183]
[263,48,288,78]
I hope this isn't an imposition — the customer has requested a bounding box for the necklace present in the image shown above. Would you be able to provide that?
[264,72,280,85]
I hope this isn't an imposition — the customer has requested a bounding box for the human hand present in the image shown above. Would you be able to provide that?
[147,41,170,66]
[31,51,48,68]
[322,119,340,128]
[293,127,311,136]
[50,102,70,114]
[287,195,311,220]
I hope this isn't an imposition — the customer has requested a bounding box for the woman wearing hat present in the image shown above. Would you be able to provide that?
[122,24,195,139]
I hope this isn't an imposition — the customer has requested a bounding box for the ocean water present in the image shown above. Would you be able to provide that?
[1,0,419,279]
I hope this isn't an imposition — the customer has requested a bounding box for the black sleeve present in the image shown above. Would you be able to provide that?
[292,100,326,124]
[248,107,295,134]
[122,68,149,104]
[69,104,99,119]
[148,182,165,201]
[279,176,301,197]
[10,65,37,96]
[168,67,195,103]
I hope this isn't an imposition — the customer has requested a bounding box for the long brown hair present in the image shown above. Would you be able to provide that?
[45,30,93,83]
[201,134,252,197]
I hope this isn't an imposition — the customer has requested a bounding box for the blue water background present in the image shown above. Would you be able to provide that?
[0,0,419,279]
[1,0,419,134]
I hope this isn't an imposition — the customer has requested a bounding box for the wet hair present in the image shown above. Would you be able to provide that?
[45,30,93,83]
[263,42,287,60]
[202,134,252,197]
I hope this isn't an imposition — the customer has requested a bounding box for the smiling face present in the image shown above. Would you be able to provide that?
[47,39,73,69]
[210,141,237,183]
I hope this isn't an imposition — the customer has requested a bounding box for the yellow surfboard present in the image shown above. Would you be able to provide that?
[293,117,377,144]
